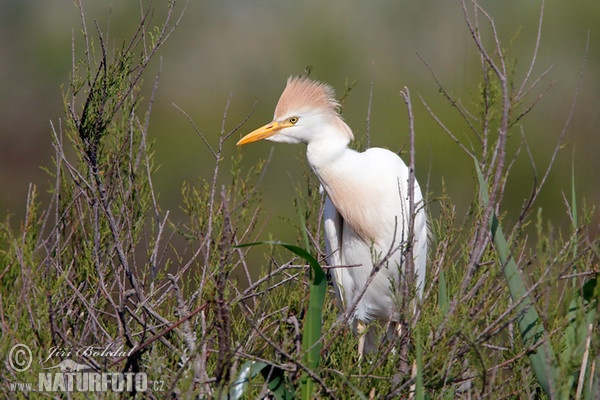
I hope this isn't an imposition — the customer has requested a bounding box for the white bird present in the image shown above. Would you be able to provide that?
[237,76,428,356]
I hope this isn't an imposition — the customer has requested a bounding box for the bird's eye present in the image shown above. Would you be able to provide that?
[288,116,299,124]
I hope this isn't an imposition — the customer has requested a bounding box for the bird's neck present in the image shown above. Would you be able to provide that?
[306,138,348,171]
[305,121,353,171]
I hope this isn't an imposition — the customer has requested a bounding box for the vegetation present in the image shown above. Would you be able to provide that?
[2,1,598,398]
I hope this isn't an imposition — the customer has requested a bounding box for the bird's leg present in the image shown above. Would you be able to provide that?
[368,387,376,400]
[409,359,418,400]
[395,319,411,375]
[357,320,367,360]
[395,319,403,338]
[394,319,418,399]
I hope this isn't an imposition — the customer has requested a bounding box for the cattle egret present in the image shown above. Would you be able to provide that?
[237,76,428,356]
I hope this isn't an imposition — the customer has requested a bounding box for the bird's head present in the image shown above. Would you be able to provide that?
[237,76,354,146]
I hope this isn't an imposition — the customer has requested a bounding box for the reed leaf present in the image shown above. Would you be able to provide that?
[474,159,558,396]
[227,360,294,400]
[236,241,326,399]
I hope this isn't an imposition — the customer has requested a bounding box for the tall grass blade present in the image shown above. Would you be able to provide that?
[415,331,425,400]
[276,243,326,400]
[236,241,327,399]
[474,159,558,396]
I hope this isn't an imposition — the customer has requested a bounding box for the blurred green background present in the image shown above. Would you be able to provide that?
[1,0,598,242]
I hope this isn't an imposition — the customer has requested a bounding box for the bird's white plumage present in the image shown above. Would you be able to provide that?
[237,76,428,355]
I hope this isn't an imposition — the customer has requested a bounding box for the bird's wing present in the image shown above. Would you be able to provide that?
[323,194,346,307]
[323,194,342,265]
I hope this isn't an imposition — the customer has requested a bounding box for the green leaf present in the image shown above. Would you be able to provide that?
[474,158,558,396]
[227,360,294,400]
[273,243,326,400]
[236,241,327,399]
[415,331,425,400]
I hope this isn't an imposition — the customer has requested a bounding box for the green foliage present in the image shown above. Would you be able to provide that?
[228,360,295,400]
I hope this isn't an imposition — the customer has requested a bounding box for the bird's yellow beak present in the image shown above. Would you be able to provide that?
[236,120,293,146]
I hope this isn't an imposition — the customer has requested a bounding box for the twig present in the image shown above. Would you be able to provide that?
[173,102,218,159]
[515,0,546,101]
[108,302,208,369]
